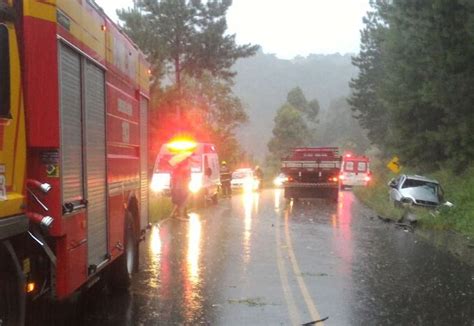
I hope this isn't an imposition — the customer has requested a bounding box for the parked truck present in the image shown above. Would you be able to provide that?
[0,1,150,324]
[281,147,342,201]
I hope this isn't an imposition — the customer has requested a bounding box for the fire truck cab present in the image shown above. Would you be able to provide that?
[339,153,371,189]
[0,1,150,324]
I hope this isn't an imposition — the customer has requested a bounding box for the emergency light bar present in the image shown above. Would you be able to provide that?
[166,139,197,152]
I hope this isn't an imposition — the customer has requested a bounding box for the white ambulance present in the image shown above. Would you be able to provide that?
[339,153,371,189]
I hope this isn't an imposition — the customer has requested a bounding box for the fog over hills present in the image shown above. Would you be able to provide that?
[233,49,358,160]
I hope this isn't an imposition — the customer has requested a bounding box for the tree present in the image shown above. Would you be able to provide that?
[118,0,258,94]
[267,104,311,159]
[287,87,319,121]
[118,0,258,167]
[267,87,320,163]
[319,97,370,153]
[349,0,474,171]
[348,2,390,150]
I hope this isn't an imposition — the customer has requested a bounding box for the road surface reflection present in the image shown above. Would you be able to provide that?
[242,192,260,264]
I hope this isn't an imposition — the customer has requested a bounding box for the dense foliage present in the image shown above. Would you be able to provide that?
[350,0,474,172]
[266,88,318,171]
[117,0,258,166]
[317,97,370,154]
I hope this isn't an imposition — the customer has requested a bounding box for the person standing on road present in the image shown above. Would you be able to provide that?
[220,161,232,198]
[254,165,264,190]
[170,155,192,221]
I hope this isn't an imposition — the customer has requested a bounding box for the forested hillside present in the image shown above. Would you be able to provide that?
[233,50,358,159]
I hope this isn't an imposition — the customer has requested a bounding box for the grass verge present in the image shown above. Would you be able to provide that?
[353,165,474,238]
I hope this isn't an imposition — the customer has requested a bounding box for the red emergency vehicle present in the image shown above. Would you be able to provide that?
[339,153,371,189]
[281,147,342,201]
[0,1,150,324]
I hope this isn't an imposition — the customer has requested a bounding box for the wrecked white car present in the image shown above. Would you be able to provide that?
[388,174,444,208]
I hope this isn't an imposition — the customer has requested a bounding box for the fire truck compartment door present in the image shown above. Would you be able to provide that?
[139,97,148,231]
[59,44,83,204]
[60,43,108,269]
[84,60,107,268]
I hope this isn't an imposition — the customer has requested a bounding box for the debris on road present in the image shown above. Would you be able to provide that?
[302,316,329,325]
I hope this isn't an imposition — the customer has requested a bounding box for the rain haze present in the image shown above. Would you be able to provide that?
[95,0,371,59]
[3,0,473,325]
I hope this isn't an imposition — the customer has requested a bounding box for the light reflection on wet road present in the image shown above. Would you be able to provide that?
[33,189,474,325]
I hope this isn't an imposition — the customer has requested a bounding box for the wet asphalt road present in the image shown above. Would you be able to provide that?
[37,189,474,325]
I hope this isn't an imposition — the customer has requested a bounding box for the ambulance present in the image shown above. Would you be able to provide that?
[339,153,371,189]
[151,139,221,204]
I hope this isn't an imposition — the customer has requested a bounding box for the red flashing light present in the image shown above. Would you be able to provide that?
[166,138,197,152]
[364,176,371,182]
[346,153,352,158]
[339,174,345,180]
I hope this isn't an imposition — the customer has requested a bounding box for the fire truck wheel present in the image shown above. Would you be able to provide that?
[0,255,23,326]
[108,215,136,291]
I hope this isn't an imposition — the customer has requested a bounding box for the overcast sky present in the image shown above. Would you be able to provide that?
[95,0,371,59]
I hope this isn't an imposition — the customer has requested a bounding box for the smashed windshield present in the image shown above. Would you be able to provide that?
[402,179,439,195]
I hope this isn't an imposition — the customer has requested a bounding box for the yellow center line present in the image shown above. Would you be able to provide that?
[284,208,324,324]
[275,207,301,325]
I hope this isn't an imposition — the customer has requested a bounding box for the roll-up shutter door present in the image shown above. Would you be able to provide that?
[139,97,148,231]
[59,44,83,203]
[84,60,108,268]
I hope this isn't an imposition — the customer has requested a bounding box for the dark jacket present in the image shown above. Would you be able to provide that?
[220,165,231,183]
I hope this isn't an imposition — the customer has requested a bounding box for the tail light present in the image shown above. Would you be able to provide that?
[151,173,171,192]
[189,172,203,193]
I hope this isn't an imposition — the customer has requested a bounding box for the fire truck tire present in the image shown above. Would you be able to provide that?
[0,246,25,326]
[108,215,136,291]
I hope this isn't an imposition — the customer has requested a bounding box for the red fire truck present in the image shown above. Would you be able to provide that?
[0,1,150,324]
[281,147,342,201]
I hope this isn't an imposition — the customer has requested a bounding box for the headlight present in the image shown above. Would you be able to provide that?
[151,173,170,193]
[189,173,203,193]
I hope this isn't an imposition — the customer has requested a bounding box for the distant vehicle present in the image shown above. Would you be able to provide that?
[339,153,371,189]
[281,147,342,201]
[273,173,288,187]
[231,168,260,192]
[388,174,443,208]
[151,140,221,204]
